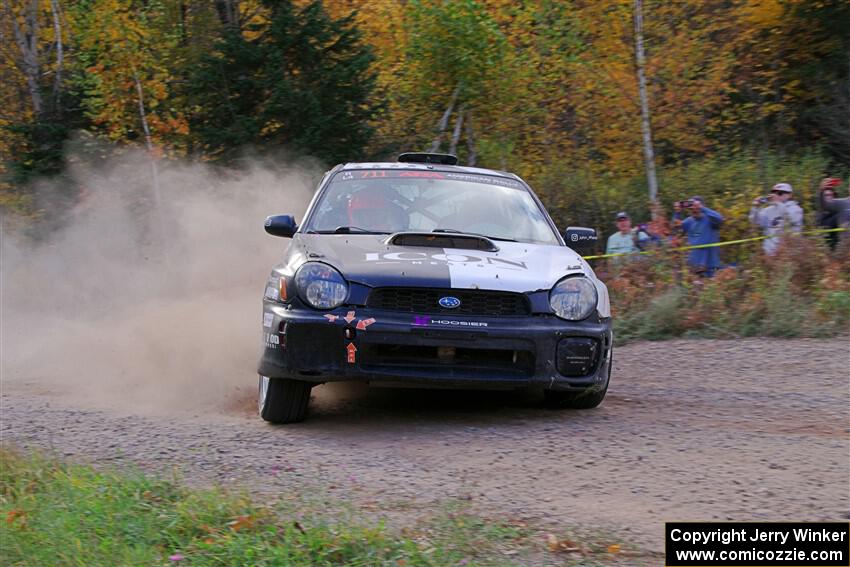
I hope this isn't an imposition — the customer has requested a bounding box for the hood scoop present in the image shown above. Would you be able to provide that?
[387,232,499,252]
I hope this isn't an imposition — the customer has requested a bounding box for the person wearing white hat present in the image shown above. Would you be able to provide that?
[749,182,804,255]
[605,211,650,258]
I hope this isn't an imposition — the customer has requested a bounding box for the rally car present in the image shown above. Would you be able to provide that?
[258,153,612,423]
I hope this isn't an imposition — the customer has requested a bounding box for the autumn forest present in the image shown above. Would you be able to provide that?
[1,0,848,230]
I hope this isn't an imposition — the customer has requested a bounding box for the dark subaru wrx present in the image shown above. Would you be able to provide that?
[258,153,612,423]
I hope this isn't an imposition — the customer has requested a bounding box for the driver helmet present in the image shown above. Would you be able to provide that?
[347,186,400,230]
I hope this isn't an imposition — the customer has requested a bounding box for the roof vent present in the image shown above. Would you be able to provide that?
[398,152,458,166]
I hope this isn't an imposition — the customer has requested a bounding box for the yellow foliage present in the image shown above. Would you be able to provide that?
[1,0,840,200]
[67,0,184,153]
[738,0,784,27]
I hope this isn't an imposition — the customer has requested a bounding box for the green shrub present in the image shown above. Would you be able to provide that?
[609,234,850,343]
[816,291,850,329]
[760,268,808,337]
[615,287,685,343]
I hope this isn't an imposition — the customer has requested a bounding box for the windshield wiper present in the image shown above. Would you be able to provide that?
[432,228,517,242]
[310,226,391,235]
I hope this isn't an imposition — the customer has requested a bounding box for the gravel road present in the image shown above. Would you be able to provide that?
[3,337,848,552]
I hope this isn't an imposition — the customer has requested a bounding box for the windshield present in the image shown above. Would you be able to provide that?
[304,169,559,245]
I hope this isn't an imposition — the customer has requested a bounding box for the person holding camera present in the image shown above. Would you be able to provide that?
[749,182,803,255]
[679,197,724,275]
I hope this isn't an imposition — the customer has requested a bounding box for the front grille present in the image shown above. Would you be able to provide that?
[363,344,535,377]
[367,288,530,316]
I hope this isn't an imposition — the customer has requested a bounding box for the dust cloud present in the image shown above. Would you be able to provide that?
[1,147,316,416]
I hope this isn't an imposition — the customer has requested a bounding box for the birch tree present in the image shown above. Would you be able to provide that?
[69,0,187,149]
[633,0,658,204]
[4,0,44,116]
[402,0,510,163]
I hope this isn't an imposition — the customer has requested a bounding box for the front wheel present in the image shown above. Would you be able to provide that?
[258,375,312,423]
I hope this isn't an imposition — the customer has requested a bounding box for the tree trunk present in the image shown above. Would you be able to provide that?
[465,111,477,166]
[134,74,172,266]
[49,0,63,115]
[134,75,162,209]
[177,0,188,46]
[633,0,659,207]
[449,106,464,156]
[6,0,43,116]
[215,0,240,31]
[429,83,460,153]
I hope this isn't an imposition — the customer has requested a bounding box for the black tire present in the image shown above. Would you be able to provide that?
[258,375,312,423]
[543,349,612,409]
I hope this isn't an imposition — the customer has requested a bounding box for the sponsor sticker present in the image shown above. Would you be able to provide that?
[333,169,518,187]
[398,171,445,179]
[363,251,527,269]
[263,312,274,328]
[264,286,279,301]
[346,342,357,363]
[412,315,487,328]
[443,172,523,188]
[264,332,280,347]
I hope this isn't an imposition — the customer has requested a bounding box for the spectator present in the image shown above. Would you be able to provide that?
[665,200,687,247]
[817,178,843,250]
[680,196,724,275]
[605,211,649,257]
[671,200,686,225]
[818,177,850,248]
[748,182,803,255]
[633,222,661,250]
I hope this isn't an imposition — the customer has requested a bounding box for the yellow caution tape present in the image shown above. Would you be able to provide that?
[582,227,849,260]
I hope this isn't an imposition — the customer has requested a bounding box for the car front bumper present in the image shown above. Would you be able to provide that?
[258,304,612,391]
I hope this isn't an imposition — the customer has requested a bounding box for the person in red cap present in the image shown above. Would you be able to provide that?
[749,182,803,255]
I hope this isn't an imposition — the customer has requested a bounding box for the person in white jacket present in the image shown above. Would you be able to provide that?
[749,182,804,255]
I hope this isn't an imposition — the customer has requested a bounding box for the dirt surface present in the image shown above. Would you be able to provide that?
[3,337,849,552]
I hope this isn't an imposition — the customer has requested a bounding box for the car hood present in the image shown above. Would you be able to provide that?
[288,234,591,293]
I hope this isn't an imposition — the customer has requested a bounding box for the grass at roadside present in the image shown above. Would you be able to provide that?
[0,449,651,566]
[606,236,850,344]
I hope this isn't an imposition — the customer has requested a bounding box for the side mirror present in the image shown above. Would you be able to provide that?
[264,215,298,238]
[563,226,598,253]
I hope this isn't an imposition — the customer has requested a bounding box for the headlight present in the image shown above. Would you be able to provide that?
[549,276,598,320]
[295,262,348,309]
